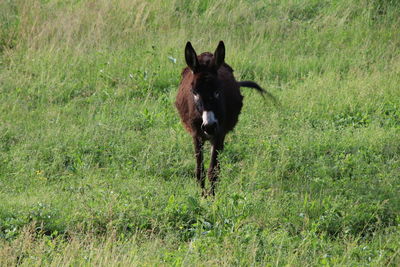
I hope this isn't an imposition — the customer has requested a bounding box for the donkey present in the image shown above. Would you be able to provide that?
[175,41,271,196]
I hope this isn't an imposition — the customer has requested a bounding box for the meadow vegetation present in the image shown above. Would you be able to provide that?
[0,0,399,265]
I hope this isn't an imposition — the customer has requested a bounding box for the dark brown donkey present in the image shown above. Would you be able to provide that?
[175,41,271,196]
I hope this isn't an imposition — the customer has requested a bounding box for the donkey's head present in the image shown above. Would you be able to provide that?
[185,41,226,136]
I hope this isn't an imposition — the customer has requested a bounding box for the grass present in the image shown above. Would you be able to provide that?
[1,0,400,265]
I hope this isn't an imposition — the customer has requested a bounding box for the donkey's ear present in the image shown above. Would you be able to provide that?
[213,41,225,69]
[185,42,199,72]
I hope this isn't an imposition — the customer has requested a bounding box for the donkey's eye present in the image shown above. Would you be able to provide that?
[192,90,200,101]
[214,91,220,99]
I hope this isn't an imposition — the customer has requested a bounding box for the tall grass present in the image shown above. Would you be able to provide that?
[1,0,399,265]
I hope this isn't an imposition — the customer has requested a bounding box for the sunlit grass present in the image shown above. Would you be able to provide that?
[1,0,399,265]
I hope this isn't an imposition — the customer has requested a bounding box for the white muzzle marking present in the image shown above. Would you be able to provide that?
[202,111,217,125]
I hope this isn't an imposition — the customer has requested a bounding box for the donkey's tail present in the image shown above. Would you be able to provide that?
[238,81,279,106]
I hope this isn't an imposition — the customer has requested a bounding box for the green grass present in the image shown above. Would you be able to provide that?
[1,0,400,265]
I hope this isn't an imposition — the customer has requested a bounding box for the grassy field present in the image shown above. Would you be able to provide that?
[1,0,400,265]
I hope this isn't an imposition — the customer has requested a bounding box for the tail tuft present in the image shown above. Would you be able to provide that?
[238,81,265,93]
[238,81,279,106]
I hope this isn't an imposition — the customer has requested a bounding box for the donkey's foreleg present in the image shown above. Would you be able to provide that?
[208,136,224,196]
[193,137,205,195]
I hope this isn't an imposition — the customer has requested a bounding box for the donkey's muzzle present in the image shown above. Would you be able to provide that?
[201,111,218,136]
[201,122,218,136]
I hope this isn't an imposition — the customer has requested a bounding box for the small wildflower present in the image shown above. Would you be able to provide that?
[168,56,177,64]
